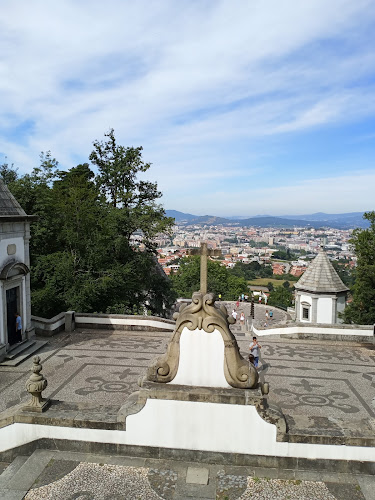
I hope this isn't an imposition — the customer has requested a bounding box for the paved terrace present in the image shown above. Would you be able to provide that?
[0,326,374,499]
[0,327,374,438]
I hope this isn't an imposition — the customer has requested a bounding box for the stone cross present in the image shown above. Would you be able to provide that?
[187,243,221,294]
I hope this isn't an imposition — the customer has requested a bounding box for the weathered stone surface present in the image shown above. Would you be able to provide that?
[146,291,259,389]
[22,356,50,413]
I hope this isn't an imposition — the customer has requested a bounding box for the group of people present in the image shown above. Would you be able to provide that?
[231,309,245,325]
[231,306,274,327]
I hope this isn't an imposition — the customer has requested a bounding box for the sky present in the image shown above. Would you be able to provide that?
[1,0,375,217]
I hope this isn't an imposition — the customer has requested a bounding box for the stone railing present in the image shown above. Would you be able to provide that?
[31,312,175,336]
[31,312,66,336]
[251,322,374,343]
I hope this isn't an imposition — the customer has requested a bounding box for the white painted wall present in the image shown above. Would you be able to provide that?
[0,399,374,463]
[252,324,373,337]
[126,399,274,452]
[170,327,230,388]
[317,297,332,324]
[299,294,312,323]
[0,236,25,268]
[75,316,174,330]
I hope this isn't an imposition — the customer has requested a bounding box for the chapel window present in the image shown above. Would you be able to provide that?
[302,307,309,320]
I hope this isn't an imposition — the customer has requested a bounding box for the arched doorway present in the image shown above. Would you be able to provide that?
[0,261,30,347]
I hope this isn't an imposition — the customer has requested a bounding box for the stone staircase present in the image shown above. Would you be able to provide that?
[0,339,48,367]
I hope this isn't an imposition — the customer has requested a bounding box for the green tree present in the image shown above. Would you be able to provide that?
[272,248,296,261]
[342,211,375,324]
[89,128,173,251]
[171,257,247,300]
[229,262,256,281]
[331,260,356,289]
[0,158,18,184]
[268,285,293,308]
[6,134,176,318]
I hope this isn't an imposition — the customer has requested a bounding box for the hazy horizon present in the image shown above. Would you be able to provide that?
[165,209,369,218]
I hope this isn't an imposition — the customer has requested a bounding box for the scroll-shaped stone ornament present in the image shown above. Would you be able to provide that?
[23,355,51,412]
[146,292,259,389]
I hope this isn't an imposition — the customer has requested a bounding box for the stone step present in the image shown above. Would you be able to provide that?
[0,340,48,367]
[2,450,54,495]
[6,340,36,359]
[0,456,28,487]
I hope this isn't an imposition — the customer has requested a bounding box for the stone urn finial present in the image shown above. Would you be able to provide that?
[23,355,51,412]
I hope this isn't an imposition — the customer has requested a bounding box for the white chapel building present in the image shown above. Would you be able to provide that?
[0,180,36,359]
[294,247,349,324]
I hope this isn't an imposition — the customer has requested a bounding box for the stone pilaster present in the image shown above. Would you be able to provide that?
[311,296,318,323]
[332,296,338,324]
[24,222,33,335]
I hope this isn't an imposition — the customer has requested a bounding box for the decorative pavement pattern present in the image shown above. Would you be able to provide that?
[0,324,374,431]
[17,455,368,500]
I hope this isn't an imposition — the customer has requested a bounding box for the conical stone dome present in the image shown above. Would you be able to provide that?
[0,179,27,216]
[295,247,349,294]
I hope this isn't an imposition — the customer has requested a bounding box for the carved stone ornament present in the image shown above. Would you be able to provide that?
[23,355,51,412]
[146,292,259,389]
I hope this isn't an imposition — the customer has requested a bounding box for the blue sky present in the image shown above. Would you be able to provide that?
[1,0,375,216]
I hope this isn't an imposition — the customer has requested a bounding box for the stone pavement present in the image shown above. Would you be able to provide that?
[221,301,289,331]
[0,449,374,500]
[0,329,374,438]
[0,328,374,498]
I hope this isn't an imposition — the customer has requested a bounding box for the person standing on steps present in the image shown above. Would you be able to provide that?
[239,311,245,325]
[15,312,22,343]
[232,309,238,322]
[249,336,262,369]
[265,309,269,327]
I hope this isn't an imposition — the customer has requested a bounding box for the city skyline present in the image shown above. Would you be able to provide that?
[1,1,375,216]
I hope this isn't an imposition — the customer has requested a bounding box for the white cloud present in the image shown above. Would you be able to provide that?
[0,0,375,213]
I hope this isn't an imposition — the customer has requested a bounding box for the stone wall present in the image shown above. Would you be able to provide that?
[31,312,175,336]
[252,322,374,343]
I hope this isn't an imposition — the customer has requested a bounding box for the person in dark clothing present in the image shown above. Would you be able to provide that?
[15,312,22,343]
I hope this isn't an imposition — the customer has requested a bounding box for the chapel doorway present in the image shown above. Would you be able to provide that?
[6,287,19,345]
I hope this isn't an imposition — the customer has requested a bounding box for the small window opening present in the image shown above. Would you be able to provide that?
[302,307,309,320]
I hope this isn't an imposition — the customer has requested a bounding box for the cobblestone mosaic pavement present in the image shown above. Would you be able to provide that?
[0,452,368,500]
[0,325,374,430]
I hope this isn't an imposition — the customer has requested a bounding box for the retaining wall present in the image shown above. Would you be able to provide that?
[252,322,374,343]
[31,312,175,336]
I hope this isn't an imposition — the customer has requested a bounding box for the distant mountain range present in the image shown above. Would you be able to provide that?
[165,210,370,229]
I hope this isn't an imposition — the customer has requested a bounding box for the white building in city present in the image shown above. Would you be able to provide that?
[0,180,36,359]
[294,246,349,324]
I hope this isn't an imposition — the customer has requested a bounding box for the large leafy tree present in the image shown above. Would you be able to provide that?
[89,128,173,251]
[342,211,375,324]
[4,133,175,318]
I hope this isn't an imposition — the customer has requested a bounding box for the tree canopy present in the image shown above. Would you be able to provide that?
[171,257,248,300]
[342,211,375,324]
[2,131,175,318]
[268,285,293,309]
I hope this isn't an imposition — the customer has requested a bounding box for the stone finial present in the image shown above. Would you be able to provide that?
[23,355,50,412]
